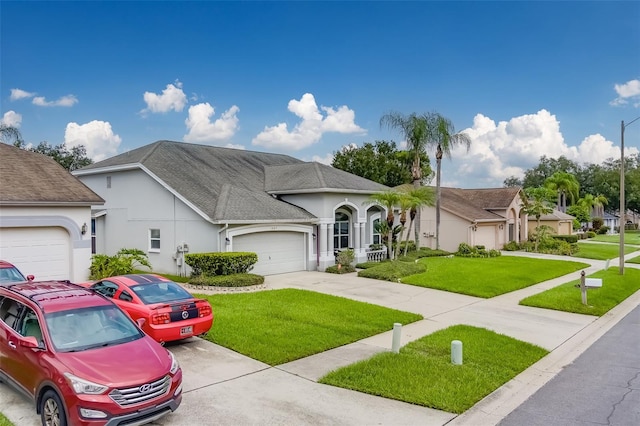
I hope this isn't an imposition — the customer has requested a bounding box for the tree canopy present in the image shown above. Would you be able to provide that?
[332,140,433,187]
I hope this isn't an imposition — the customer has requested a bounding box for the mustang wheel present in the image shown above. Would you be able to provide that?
[40,390,67,426]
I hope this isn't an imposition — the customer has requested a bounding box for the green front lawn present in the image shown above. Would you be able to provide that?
[591,231,640,245]
[0,413,14,426]
[400,256,589,298]
[572,242,639,260]
[319,325,548,414]
[628,255,640,264]
[519,267,640,316]
[197,289,422,365]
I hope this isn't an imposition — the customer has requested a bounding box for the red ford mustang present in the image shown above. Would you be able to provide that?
[83,274,213,345]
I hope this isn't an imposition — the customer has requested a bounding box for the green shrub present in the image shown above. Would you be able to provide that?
[591,217,603,231]
[185,252,257,276]
[355,261,390,269]
[455,243,499,258]
[357,261,426,282]
[393,240,416,254]
[503,241,521,251]
[90,248,152,280]
[597,226,610,235]
[189,273,264,287]
[336,249,355,266]
[586,231,596,238]
[326,264,357,274]
[553,234,579,243]
[415,248,451,258]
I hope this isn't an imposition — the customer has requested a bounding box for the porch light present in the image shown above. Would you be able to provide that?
[81,223,87,235]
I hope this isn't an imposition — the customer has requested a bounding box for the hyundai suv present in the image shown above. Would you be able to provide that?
[0,280,182,426]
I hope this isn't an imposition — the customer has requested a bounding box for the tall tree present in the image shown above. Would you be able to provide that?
[429,113,471,250]
[521,187,555,251]
[380,112,431,248]
[578,194,608,219]
[544,171,580,212]
[365,190,401,259]
[0,124,22,145]
[522,156,581,189]
[332,140,432,187]
[503,176,523,187]
[397,185,436,256]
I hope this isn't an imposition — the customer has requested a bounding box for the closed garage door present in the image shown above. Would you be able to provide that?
[0,227,70,280]
[475,226,497,250]
[233,231,306,275]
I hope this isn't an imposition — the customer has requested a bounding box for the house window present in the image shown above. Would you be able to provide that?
[106,176,111,189]
[149,229,160,252]
[372,218,381,245]
[333,212,350,249]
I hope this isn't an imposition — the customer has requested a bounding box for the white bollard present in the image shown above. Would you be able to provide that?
[605,260,610,270]
[392,323,402,353]
[451,340,463,365]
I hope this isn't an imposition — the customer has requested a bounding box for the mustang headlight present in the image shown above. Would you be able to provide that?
[64,372,108,395]
[169,350,179,375]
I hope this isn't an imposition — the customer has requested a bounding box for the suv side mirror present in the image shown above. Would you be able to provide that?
[136,318,147,328]
[27,275,35,281]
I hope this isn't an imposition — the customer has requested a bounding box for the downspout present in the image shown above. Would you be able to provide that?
[218,223,229,251]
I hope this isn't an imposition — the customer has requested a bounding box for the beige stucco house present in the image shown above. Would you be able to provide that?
[528,209,575,235]
[418,187,528,253]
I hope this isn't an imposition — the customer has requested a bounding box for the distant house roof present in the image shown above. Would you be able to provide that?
[531,209,575,221]
[0,143,104,206]
[439,187,523,222]
[75,140,386,223]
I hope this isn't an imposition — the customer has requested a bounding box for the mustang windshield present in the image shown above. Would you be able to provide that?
[130,281,193,305]
[46,305,144,352]
[0,267,27,284]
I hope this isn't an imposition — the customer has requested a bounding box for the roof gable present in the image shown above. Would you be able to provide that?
[440,187,524,222]
[0,143,104,205]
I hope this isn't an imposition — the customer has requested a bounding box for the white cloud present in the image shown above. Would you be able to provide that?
[64,120,122,162]
[442,109,640,189]
[225,143,245,150]
[310,153,334,165]
[10,88,35,101]
[141,81,188,114]
[252,93,366,150]
[183,103,240,143]
[1,110,22,127]
[610,79,640,107]
[32,94,78,107]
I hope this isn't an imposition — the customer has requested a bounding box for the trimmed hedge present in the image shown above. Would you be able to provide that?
[326,265,357,274]
[185,252,258,276]
[189,273,264,287]
[357,261,426,282]
[553,235,579,243]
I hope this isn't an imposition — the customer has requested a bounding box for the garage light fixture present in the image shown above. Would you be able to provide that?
[81,223,88,235]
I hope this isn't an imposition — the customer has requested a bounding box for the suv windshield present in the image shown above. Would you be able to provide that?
[130,281,193,305]
[0,267,27,284]
[45,305,144,352]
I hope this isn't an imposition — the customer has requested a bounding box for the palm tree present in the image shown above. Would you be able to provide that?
[397,185,436,256]
[365,190,401,259]
[428,113,471,250]
[544,172,579,213]
[380,112,430,248]
[522,187,555,251]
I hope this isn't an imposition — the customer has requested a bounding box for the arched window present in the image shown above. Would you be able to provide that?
[372,218,381,245]
[334,211,350,249]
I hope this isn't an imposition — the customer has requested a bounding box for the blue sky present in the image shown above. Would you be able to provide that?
[2,1,639,188]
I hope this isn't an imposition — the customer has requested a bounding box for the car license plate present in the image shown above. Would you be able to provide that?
[180,326,193,335]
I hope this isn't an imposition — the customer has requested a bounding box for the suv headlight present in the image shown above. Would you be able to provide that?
[64,372,108,395]
[169,351,179,375]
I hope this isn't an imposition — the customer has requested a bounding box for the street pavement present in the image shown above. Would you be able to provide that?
[1,250,639,425]
[498,303,640,426]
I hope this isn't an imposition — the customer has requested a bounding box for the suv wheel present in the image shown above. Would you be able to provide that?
[40,390,67,426]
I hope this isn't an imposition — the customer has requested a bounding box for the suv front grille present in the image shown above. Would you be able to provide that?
[109,375,171,406]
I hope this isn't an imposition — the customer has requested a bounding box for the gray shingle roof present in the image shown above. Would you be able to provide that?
[534,209,575,221]
[77,141,383,223]
[0,143,104,205]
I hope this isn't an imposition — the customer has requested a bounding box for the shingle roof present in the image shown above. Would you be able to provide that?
[0,143,104,205]
[439,187,523,222]
[534,209,575,221]
[76,141,384,223]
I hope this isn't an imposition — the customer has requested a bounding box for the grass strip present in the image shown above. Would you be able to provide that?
[590,231,640,245]
[319,325,548,414]
[401,256,588,298]
[0,413,14,426]
[519,267,640,316]
[571,242,638,260]
[197,288,422,365]
[628,255,640,264]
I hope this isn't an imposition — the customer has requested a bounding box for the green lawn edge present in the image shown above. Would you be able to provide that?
[319,325,548,414]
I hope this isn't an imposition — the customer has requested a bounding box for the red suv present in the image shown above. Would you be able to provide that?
[0,280,182,426]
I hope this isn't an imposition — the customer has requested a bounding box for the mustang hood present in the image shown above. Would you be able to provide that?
[57,337,171,386]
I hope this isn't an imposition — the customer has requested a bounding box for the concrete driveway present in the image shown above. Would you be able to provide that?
[2,253,639,425]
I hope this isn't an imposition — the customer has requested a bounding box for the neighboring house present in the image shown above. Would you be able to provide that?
[528,209,575,236]
[73,140,388,276]
[602,212,618,234]
[0,143,104,281]
[418,187,528,253]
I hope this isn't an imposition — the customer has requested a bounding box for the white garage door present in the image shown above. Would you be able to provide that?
[233,231,306,275]
[0,227,70,281]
